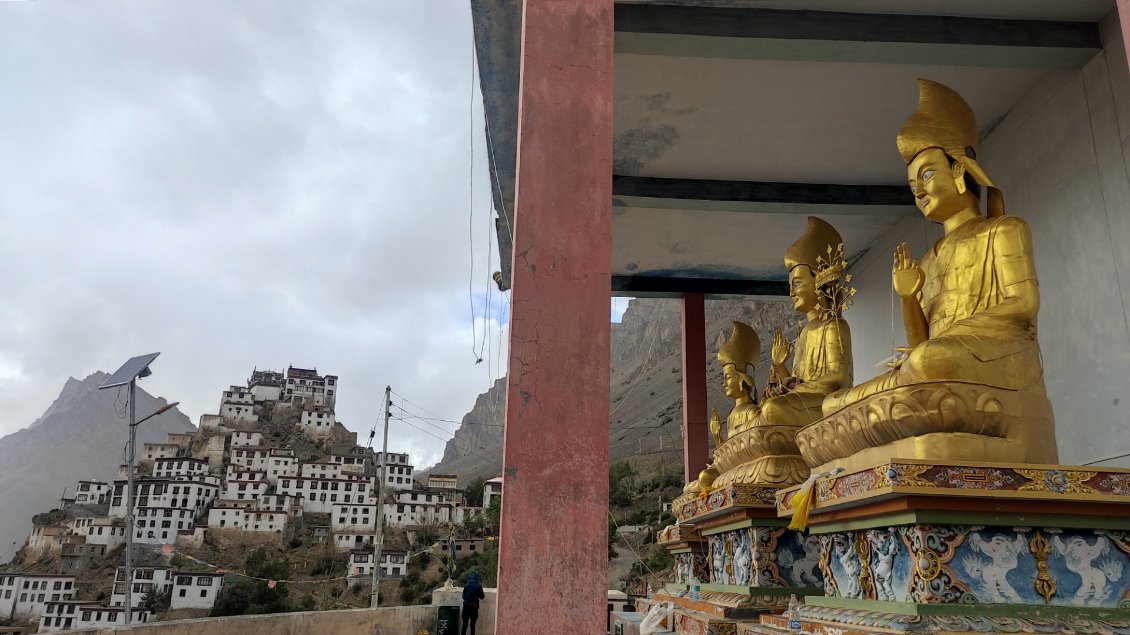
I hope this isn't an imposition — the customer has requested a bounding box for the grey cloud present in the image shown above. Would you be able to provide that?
[0,0,504,470]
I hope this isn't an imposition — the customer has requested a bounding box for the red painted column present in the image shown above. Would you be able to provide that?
[681,293,709,482]
[495,1,613,633]
[1117,0,1130,72]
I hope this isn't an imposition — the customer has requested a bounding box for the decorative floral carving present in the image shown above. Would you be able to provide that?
[1016,468,1096,495]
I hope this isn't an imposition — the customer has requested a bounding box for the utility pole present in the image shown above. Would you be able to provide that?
[125,377,136,623]
[370,385,392,609]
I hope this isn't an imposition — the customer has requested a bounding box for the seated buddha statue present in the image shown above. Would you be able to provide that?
[801,79,1058,470]
[682,323,757,496]
[717,321,761,436]
[760,216,853,427]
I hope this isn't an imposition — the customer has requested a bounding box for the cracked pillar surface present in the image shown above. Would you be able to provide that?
[682,293,709,482]
[494,0,613,633]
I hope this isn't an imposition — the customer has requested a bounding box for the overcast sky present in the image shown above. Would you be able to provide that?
[0,1,533,469]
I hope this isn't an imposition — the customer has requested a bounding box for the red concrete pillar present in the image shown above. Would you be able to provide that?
[681,293,710,483]
[495,0,613,633]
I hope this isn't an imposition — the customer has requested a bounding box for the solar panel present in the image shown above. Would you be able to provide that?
[99,353,161,389]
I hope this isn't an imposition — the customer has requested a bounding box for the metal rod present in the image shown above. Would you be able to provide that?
[370,385,391,609]
[125,378,136,624]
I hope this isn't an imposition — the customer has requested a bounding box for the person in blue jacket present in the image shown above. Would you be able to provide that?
[461,571,486,635]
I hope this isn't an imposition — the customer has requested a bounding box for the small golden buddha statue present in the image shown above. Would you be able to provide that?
[760,216,854,427]
[718,321,761,436]
[799,79,1058,471]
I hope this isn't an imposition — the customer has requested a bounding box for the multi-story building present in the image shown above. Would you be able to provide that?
[347,549,408,578]
[374,452,414,490]
[247,368,284,403]
[83,517,126,550]
[276,474,375,514]
[141,443,181,462]
[110,567,173,608]
[166,432,194,448]
[265,449,298,484]
[73,480,111,505]
[229,446,271,472]
[298,407,336,438]
[152,457,209,479]
[282,366,337,408]
[39,603,150,633]
[333,532,377,552]
[230,431,262,447]
[133,507,196,545]
[384,489,466,527]
[483,477,503,510]
[206,500,256,529]
[2,574,76,620]
[331,503,378,533]
[24,526,82,558]
[171,572,224,610]
[221,469,269,501]
[299,461,344,479]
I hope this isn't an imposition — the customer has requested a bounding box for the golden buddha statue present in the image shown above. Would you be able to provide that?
[718,321,761,435]
[797,79,1058,472]
[761,216,854,427]
[681,323,759,497]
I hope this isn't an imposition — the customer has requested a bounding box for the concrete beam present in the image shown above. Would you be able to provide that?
[612,275,789,297]
[615,5,1102,68]
[613,175,916,216]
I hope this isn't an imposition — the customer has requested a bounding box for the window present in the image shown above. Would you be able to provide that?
[53,581,62,590]
[200,589,208,598]
[178,589,186,597]
[82,611,92,621]
[108,612,117,622]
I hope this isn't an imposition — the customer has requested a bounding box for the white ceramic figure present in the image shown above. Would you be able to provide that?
[834,537,862,598]
[868,530,899,601]
[1053,535,1119,605]
[711,534,727,584]
[733,530,752,586]
[967,532,1026,602]
[781,534,823,586]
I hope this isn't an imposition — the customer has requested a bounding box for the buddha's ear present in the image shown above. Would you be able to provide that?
[951,160,967,195]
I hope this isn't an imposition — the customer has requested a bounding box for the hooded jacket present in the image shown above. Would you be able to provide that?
[462,572,486,608]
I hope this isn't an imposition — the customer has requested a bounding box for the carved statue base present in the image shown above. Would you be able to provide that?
[657,492,824,629]
[735,459,1130,635]
[797,380,1057,474]
[712,424,810,489]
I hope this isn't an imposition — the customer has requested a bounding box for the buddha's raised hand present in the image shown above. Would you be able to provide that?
[771,328,791,366]
[892,242,924,298]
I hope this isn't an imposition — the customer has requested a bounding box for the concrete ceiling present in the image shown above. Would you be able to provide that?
[615,0,1114,22]
[472,0,1116,295]
[613,56,1052,184]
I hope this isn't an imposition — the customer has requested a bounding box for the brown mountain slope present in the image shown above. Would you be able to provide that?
[428,298,798,485]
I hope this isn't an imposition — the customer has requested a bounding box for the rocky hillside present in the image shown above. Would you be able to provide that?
[0,372,194,555]
[429,298,798,485]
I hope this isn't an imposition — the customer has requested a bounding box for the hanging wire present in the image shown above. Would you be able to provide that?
[468,22,483,364]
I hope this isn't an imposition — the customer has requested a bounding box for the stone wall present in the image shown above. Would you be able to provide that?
[64,606,436,635]
[846,9,1130,468]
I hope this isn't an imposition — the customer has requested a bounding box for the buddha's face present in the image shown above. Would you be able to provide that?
[907,147,968,222]
[722,364,745,399]
[789,264,819,314]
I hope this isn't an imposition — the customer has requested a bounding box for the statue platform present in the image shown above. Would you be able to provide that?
[658,483,824,626]
[732,459,1130,634]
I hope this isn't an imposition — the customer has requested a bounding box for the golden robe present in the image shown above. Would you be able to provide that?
[823,215,1043,414]
[757,317,852,428]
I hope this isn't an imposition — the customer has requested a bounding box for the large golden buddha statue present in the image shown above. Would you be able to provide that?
[797,79,1058,472]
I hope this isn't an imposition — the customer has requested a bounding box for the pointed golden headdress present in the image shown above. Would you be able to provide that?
[896,79,1005,216]
[784,216,843,278]
[717,321,760,370]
